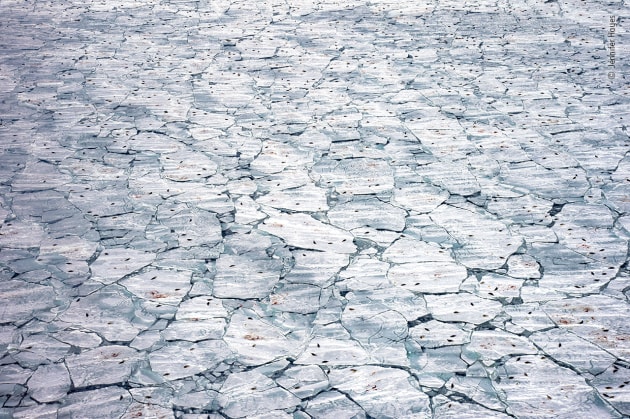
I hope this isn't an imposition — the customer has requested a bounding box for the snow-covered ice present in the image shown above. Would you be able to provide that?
[0,0,628,417]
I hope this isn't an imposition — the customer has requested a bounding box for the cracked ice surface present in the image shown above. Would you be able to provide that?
[0,0,628,418]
